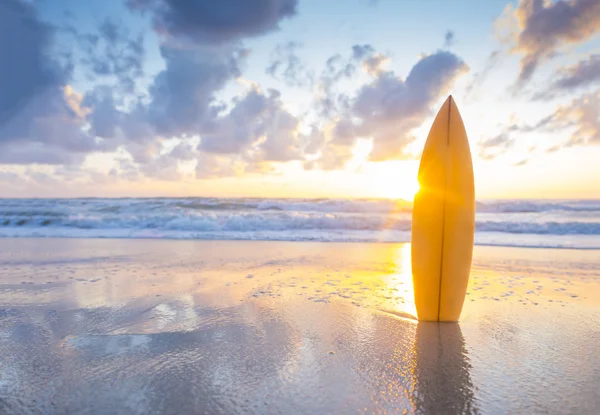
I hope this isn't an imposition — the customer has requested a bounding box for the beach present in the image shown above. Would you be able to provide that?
[1,238,598,414]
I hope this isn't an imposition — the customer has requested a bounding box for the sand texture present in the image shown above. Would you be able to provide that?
[0,238,599,414]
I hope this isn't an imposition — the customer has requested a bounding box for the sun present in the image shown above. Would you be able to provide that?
[385,178,420,201]
[367,161,420,201]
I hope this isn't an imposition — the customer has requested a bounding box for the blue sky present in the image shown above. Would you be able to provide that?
[1,0,599,198]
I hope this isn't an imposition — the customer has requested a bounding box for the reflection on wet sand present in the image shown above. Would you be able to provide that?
[1,239,598,414]
[413,322,477,414]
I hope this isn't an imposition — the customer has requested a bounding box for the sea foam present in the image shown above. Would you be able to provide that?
[1,198,599,249]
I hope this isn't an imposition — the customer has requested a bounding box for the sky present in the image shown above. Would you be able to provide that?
[1,0,599,200]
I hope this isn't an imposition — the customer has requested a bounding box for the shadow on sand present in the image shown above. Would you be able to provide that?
[413,322,478,414]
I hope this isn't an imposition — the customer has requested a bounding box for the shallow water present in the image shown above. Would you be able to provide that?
[0,239,599,413]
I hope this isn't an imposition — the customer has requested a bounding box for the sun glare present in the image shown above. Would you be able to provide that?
[367,161,420,201]
[385,178,420,201]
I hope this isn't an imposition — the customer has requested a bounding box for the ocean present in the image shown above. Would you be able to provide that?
[0,198,599,249]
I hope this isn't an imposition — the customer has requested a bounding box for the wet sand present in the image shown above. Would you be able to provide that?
[0,238,599,414]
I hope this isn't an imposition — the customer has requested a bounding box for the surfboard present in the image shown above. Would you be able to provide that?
[411,96,475,322]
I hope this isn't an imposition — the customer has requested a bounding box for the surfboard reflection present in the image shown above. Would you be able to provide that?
[413,322,477,414]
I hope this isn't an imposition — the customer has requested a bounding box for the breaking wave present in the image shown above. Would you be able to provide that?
[1,198,599,248]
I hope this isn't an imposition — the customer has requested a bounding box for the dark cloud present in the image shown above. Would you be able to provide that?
[266,41,314,88]
[315,45,378,118]
[444,30,455,48]
[147,45,244,138]
[199,87,302,163]
[504,0,600,84]
[304,46,468,169]
[318,54,352,109]
[80,43,247,159]
[325,50,469,163]
[0,143,82,165]
[0,0,69,130]
[352,44,376,60]
[73,0,301,181]
[82,86,121,139]
[99,18,122,45]
[0,0,474,185]
[80,0,302,178]
[128,0,297,43]
[77,18,145,93]
[0,0,100,165]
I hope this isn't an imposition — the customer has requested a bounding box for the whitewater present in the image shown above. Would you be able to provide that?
[1,198,599,249]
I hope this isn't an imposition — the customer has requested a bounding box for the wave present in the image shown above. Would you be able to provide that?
[2,197,600,213]
[0,198,599,248]
[1,213,600,235]
[476,200,600,213]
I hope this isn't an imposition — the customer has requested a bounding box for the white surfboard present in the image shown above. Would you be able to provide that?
[411,96,475,321]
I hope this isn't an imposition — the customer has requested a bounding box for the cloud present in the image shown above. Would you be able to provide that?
[0,0,68,127]
[491,90,600,155]
[512,159,528,166]
[109,157,143,181]
[195,153,242,179]
[127,0,298,43]
[0,0,101,165]
[82,86,121,139]
[0,0,472,187]
[98,18,122,45]
[146,45,244,138]
[444,30,455,48]
[362,53,389,76]
[477,132,515,160]
[78,17,145,92]
[501,0,600,84]
[539,54,600,97]
[199,86,303,163]
[464,50,501,99]
[314,44,378,118]
[80,50,303,180]
[91,0,303,180]
[71,0,300,181]
[138,142,196,180]
[266,41,314,87]
[550,90,600,145]
[0,142,83,165]
[516,91,600,146]
[323,50,469,163]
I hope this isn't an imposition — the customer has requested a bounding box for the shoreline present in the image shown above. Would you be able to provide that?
[1,234,599,250]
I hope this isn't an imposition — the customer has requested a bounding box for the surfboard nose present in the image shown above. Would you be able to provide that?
[439,95,454,116]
